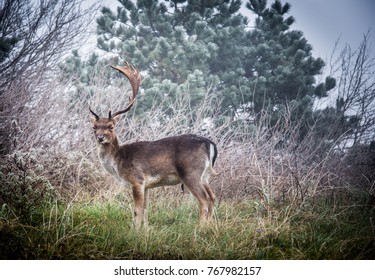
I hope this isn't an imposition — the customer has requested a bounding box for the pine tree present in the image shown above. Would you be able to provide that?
[61,0,336,135]
[92,0,246,114]
[239,0,335,124]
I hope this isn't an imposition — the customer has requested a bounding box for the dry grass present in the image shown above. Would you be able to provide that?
[1,193,373,259]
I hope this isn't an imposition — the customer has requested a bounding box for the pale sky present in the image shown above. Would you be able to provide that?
[284,0,375,59]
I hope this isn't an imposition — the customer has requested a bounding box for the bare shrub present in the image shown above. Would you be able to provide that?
[212,106,344,207]
[328,31,375,146]
[0,151,55,221]
[0,0,98,154]
[3,60,369,210]
[340,143,375,201]
[0,148,118,207]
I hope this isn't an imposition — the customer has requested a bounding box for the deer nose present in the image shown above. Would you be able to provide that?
[97,135,105,142]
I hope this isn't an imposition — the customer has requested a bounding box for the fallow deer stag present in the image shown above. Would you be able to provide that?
[89,62,218,228]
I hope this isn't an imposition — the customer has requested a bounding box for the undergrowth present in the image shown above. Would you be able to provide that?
[1,194,374,259]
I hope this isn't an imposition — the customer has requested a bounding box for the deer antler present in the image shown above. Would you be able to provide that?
[109,61,141,119]
[89,106,100,120]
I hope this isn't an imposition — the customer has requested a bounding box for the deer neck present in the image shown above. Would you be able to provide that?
[96,136,131,186]
[97,136,120,167]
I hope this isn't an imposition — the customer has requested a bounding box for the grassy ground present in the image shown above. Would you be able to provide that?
[1,194,374,259]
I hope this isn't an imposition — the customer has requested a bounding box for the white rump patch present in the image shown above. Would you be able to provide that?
[209,143,215,166]
[201,143,215,184]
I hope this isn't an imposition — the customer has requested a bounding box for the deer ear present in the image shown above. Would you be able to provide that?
[90,117,97,126]
[113,115,121,124]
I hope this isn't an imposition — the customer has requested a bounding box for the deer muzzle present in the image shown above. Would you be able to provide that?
[97,134,106,143]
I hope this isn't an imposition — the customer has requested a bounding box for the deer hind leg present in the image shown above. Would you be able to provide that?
[203,183,215,220]
[182,176,214,224]
[201,158,216,221]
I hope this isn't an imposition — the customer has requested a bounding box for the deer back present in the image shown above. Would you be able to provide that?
[114,134,217,188]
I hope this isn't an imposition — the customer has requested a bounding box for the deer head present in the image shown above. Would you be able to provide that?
[89,61,141,144]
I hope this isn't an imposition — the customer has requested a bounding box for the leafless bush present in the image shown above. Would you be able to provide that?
[325,31,375,147]
[340,144,375,194]
[0,148,116,205]
[0,151,55,221]
[3,59,370,207]
[211,105,347,206]
[0,0,98,154]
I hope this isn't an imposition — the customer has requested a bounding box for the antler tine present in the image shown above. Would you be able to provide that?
[109,61,141,118]
[89,106,100,120]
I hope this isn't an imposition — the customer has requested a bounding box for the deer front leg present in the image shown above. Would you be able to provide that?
[132,184,146,228]
[143,188,149,228]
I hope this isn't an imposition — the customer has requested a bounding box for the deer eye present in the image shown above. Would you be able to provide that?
[109,126,114,131]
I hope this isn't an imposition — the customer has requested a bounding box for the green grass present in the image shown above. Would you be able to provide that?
[1,196,374,259]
